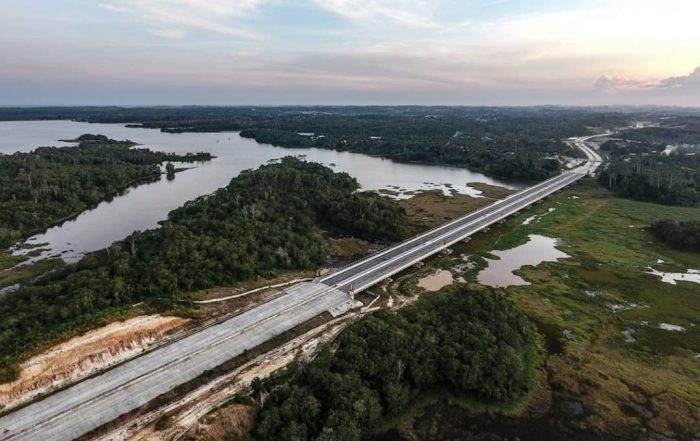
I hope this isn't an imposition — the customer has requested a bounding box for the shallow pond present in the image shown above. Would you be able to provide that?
[417,269,455,292]
[1,121,519,263]
[477,235,569,288]
[646,268,700,285]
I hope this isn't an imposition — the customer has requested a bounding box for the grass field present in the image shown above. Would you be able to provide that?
[449,178,700,439]
[398,184,517,233]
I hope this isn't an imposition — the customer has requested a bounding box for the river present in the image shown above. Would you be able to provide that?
[1,120,520,263]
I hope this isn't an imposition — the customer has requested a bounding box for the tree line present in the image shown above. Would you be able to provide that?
[250,287,537,441]
[599,151,699,206]
[0,106,639,182]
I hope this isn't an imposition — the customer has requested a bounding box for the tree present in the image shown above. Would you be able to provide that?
[250,288,537,441]
[252,376,265,406]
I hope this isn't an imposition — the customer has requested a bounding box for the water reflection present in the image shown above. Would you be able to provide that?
[646,268,700,285]
[1,121,520,263]
[477,235,569,288]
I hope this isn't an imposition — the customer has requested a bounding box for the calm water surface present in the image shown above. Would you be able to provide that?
[477,235,569,288]
[1,120,520,263]
[646,268,700,285]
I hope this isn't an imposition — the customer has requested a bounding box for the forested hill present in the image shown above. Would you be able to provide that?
[251,287,537,441]
[0,158,408,380]
[0,134,212,246]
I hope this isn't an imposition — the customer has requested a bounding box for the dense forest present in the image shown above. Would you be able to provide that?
[650,219,700,253]
[598,141,699,207]
[0,134,212,246]
[0,158,408,379]
[231,107,598,181]
[619,118,700,145]
[0,106,639,181]
[250,287,537,441]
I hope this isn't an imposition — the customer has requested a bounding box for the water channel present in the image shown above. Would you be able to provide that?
[1,120,520,263]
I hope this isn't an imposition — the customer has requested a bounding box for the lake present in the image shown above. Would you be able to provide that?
[1,120,520,263]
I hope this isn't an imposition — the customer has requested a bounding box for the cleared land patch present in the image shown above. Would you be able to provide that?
[0,315,188,410]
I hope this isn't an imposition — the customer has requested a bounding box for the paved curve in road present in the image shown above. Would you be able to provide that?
[0,137,603,441]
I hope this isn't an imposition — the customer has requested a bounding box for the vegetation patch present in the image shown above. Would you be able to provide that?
[467,181,518,199]
[649,219,700,253]
[0,250,62,292]
[455,179,700,439]
[599,126,700,206]
[398,189,511,232]
[329,237,371,259]
[249,287,538,441]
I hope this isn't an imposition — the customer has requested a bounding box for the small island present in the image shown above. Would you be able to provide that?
[0,134,214,249]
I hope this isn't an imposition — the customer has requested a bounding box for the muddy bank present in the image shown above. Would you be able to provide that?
[417,269,455,292]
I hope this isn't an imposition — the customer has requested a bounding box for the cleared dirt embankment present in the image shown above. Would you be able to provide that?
[0,315,188,410]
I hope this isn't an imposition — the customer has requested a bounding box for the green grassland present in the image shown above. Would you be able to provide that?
[456,178,700,439]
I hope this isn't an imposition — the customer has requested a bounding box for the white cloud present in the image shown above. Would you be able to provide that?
[313,0,436,27]
[658,66,700,89]
[594,75,661,91]
[444,1,700,80]
[98,3,129,12]
[150,28,186,39]
[103,0,266,39]
[596,67,700,92]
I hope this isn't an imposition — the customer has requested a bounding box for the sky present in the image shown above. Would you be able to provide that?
[1,0,699,106]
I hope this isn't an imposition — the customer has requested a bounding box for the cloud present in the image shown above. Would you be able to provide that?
[594,75,661,91]
[596,66,700,92]
[102,0,266,39]
[98,3,129,12]
[150,28,186,39]
[658,66,700,89]
[312,0,436,27]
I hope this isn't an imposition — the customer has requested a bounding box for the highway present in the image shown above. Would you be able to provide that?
[322,168,590,294]
[569,134,605,167]
[319,133,607,295]
[0,282,351,441]
[0,137,603,441]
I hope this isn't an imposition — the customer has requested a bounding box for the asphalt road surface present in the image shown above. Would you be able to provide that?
[322,166,591,294]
